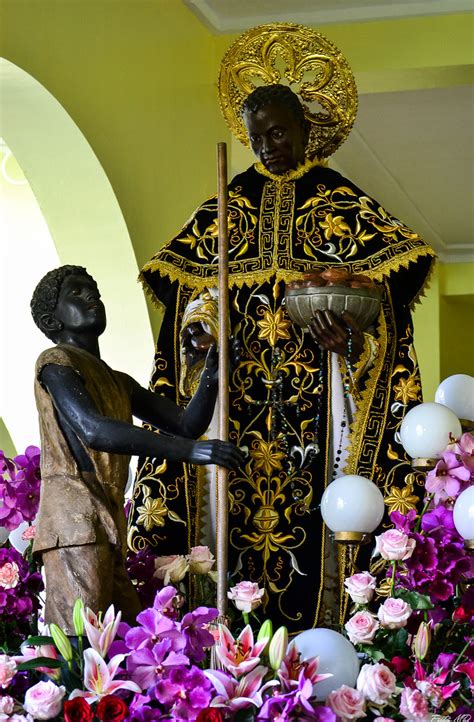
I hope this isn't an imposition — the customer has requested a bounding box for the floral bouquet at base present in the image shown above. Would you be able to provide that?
[339,432,473,720]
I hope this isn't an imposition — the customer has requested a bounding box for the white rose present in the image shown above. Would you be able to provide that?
[227,581,264,613]
[374,530,416,561]
[326,685,366,721]
[377,597,412,629]
[187,545,215,574]
[23,681,65,720]
[344,572,377,604]
[153,554,189,585]
[345,610,379,645]
[357,663,396,704]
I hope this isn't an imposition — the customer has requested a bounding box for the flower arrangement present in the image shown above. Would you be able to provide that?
[0,447,43,652]
[0,435,472,721]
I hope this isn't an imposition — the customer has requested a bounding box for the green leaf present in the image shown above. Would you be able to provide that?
[17,657,64,671]
[234,710,256,722]
[23,635,55,647]
[394,589,433,610]
[365,648,386,661]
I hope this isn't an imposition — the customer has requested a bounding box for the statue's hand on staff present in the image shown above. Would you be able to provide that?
[185,438,246,470]
[308,310,364,364]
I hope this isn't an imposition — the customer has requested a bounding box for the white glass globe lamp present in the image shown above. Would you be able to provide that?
[400,402,462,461]
[320,475,385,543]
[293,628,360,701]
[453,485,474,551]
[435,374,474,424]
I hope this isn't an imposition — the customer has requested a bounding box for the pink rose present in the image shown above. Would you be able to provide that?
[344,572,377,604]
[0,695,14,715]
[187,545,215,574]
[374,530,416,561]
[373,718,395,722]
[326,685,366,721]
[21,525,36,541]
[356,663,396,704]
[227,581,264,613]
[377,598,412,629]
[399,687,429,720]
[0,654,17,688]
[153,554,189,585]
[0,562,20,589]
[345,610,379,645]
[23,680,65,720]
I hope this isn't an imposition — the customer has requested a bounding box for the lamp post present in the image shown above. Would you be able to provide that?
[435,374,474,433]
[399,402,462,472]
[453,485,474,551]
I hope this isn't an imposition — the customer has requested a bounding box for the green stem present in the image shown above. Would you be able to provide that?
[452,638,471,668]
[243,612,250,627]
[390,560,397,595]
[414,494,433,533]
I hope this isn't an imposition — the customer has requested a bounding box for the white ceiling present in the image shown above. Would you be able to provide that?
[184,0,474,263]
[184,0,473,32]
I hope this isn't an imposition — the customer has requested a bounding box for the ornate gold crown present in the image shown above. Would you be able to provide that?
[218,22,358,159]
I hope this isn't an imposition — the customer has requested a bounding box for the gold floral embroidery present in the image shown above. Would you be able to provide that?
[257,307,291,347]
[384,483,420,515]
[393,376,421,405]
[135,496,168,532]
[250,435,286,476]
[320,213,351,240]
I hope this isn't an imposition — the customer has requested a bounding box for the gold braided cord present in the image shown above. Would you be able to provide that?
[218,23,358,159]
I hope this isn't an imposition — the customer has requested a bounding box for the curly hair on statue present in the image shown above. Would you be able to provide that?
[241,83,310,135]
[31,265,96,337]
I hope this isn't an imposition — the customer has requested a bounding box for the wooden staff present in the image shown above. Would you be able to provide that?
[216,142,230,619]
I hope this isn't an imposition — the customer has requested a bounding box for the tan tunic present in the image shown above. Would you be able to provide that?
[33,344,133,555]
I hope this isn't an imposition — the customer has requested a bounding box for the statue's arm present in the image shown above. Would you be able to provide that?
[130,345,219,438]
[40,363,244,469]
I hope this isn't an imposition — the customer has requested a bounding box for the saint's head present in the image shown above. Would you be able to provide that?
[242,84,310,175]
[31,265,106,343]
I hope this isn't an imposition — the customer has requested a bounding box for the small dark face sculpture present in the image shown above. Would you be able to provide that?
[54,274,106,337]
[243,101,308,175]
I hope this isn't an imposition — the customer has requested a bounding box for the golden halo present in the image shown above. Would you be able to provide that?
[218,22,358,159]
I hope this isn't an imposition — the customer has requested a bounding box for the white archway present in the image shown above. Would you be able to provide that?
[0,59,153,452]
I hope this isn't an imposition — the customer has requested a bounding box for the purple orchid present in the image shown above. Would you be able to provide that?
[425,452,470,504]
[0,446,41,531]
[125,606,184,653]
[127,638,189,689]
[181,606,218,663]
[152,664,213,719]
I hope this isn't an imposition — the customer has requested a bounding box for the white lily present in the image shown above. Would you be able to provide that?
[69,649,140,702]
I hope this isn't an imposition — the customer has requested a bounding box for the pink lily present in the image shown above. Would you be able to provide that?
[454,662,474,691]
[69,648,140,702]
[204,665,273,711]
[216,624,268,677]
[278,641,332,691]
[82,605,122,658]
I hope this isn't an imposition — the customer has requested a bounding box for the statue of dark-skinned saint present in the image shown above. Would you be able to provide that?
[129,25,436,631]
[30,265,245,634]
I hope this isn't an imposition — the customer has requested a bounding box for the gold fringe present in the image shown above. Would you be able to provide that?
[140,243,436,297]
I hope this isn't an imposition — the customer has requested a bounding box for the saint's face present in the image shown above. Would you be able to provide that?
[243,101,308,175]
[54,274,106,337]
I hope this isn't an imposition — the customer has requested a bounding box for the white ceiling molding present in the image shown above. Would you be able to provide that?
[183,0,473,32]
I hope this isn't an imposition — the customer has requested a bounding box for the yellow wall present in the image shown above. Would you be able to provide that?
[1,0,231,335]
[1,1,472,392]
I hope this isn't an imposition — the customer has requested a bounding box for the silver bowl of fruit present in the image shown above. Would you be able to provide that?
[284,270,381,331]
